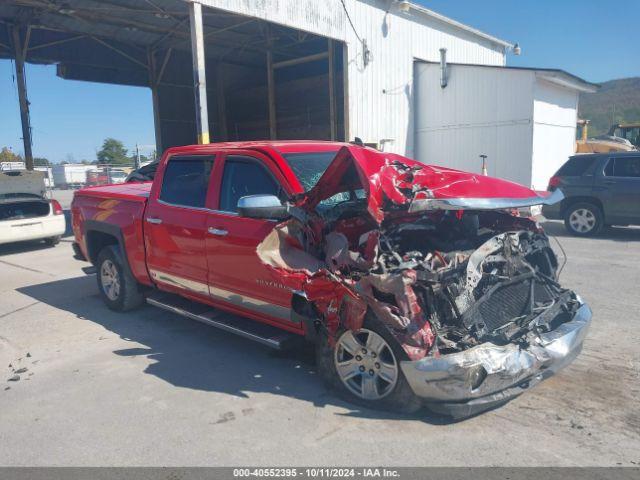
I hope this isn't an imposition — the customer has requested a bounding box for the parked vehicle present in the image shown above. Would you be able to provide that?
[52,164,95,189]
[125,160,158,183]
[1,170,65,246]
[543,152,640,236]
[71,141,591,418]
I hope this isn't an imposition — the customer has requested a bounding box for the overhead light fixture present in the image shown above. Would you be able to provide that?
[397,1,411,12]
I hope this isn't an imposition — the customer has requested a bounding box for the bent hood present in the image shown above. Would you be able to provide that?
[299,146,563,224]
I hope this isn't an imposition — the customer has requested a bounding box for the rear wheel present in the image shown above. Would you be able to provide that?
[44,236,61,246]
[564,202,603,237]
[316,313,422,414]
[96,245,144,311]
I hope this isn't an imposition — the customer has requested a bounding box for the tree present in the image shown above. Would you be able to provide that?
[34,157,50,166]
[0,147,23,163]
[97,138,129,165]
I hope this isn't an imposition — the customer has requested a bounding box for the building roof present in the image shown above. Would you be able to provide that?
[419,61,599,93]
[405,2,514,48]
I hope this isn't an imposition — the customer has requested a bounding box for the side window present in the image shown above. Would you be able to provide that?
[219,156,279,213]
[604,158,615,177]
[613,157,640,178]
[159,155,214,208]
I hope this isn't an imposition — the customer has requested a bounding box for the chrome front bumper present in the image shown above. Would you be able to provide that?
[400,301,592,419]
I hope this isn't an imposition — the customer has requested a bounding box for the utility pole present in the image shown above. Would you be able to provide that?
[135,144,141,169]
[11,25,34,170]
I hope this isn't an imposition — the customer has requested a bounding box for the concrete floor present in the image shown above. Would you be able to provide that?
[0,197,638,466]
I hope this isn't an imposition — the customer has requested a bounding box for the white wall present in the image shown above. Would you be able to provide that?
[197,0,507,154]
[413,63,535,187]
[531,78,579,190]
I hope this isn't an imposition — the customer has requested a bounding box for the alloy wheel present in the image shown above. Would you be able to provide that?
[100,259,121,301]
[569,208,596,233]
[334,329,398,400]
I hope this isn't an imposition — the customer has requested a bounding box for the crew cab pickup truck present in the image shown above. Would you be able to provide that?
[72,141,592,418]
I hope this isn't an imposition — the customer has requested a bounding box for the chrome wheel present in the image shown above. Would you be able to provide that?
[569,208,596,233]
[334,329,398,401]
[100,259,121,301]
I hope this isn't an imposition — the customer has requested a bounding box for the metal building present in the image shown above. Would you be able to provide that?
[414,63,598,189]
[0,1,511,160]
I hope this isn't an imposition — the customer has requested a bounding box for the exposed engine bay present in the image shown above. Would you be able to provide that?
[257,148,581,362]
[260,202,580,361]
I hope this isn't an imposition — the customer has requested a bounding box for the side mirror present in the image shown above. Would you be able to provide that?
[237,194,289,220]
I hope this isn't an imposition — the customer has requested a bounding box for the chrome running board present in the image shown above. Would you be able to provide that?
[146,292,297,350]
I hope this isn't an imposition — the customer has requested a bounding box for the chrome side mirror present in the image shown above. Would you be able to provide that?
[237,194,289,220]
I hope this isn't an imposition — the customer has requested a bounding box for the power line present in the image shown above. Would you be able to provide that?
[339,0,362,43]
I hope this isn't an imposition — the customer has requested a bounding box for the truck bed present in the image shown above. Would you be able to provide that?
[75,182,152,202]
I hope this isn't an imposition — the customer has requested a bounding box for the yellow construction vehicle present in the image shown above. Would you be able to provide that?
[576,120,638,153]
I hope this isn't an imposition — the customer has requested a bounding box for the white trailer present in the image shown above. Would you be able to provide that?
[413,63,598,189]
[51,164,94,189]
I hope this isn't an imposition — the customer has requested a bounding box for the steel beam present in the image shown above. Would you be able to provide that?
[342,42,350,142]
[189,1,210,144]
[11,25,33,170]
[328,39,336,141]
[147,48,163,154]
[266,26,276,140]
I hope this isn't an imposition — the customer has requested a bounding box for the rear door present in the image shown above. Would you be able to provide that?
[144,153,217,299]
[205,150,298,328]
[600,155,640,222]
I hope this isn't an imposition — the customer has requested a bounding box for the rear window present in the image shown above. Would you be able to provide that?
[556,157,597,176]
[159,155,214,208]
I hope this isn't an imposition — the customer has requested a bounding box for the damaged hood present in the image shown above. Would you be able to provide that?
[300,146,563,223]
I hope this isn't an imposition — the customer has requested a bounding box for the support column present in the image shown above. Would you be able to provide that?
[342,42,350,142]
[266,26,277,140]
[216,65,228,141]
[188,2,210,144]
[328,39,336,141]
[147,49,163,155]
[11,25,33,170]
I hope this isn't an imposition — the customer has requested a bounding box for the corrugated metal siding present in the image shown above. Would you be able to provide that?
[196,0,507,155]
[344,0,505,155]
[531,79,579,190]
[197,0,346,40]
[413,64,535,187]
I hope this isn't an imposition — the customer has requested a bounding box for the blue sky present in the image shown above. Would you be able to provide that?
[1,0,638,162]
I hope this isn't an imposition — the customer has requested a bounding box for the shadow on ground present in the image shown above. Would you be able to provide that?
[542,220,640,242]
[17,274,453,425]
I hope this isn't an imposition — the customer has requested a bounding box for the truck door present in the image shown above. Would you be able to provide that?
[601,155,640,222]
[205,151,298,328]
[144,154,217,299]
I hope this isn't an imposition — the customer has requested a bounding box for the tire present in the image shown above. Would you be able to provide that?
[44,236,61,246]
[564,202,603,237]
[96,245,144,311]
[316,312,422,414]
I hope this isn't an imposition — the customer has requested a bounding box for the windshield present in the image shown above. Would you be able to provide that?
[282,151,338,191]
[283,150,365,212]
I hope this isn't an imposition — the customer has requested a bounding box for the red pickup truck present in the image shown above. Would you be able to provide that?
[71,141,591,418]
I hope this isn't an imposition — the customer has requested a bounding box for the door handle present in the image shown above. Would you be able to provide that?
[208,227,228,236]
[146,217,163,224]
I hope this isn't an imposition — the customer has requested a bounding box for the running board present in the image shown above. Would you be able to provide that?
[146,292,298,350]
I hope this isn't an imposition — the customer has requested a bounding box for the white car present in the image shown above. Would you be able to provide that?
[0,170,66,247]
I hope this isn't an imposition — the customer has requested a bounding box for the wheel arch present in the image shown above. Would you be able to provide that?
[561,196,605,219]
[83,220,135,279]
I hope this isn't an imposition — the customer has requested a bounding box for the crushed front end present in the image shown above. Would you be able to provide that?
[259,146,592,417]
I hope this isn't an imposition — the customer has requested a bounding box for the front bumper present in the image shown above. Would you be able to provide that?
[400,301,592,419]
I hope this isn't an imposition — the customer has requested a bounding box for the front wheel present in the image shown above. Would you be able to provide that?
[316,314,422,414]
[96,245,144,311]
[564,202,603,237]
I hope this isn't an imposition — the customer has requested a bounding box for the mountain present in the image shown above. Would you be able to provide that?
[578,77,640,136]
